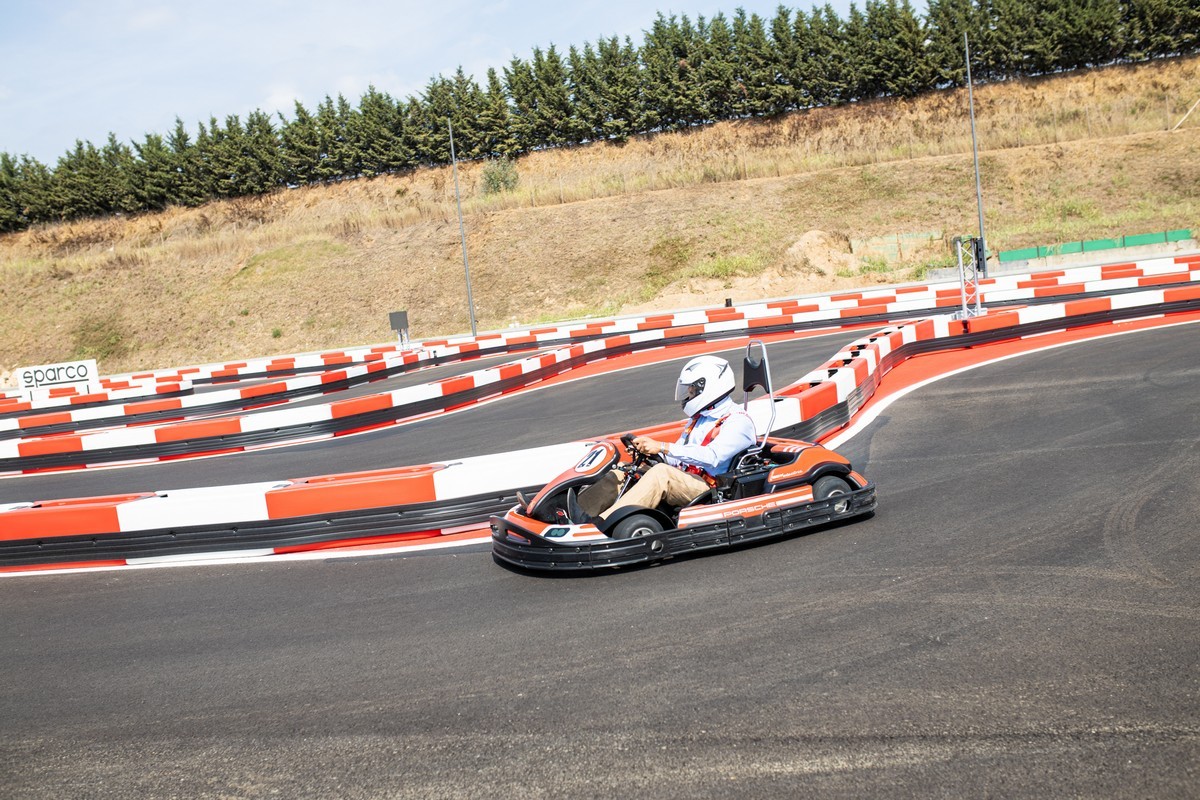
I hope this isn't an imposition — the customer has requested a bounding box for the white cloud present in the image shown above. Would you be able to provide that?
[126,6,176,32]
[262,85,304,116]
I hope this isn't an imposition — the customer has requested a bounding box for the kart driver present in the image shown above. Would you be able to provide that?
[599,354,757,518]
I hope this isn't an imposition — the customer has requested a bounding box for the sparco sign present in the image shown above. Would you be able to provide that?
[18,359,100,397]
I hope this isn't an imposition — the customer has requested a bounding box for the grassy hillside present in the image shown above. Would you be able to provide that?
[1,55,1197,379]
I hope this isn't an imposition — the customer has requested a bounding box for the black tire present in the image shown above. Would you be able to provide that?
[812,475,852,514]
[611,513,664,540]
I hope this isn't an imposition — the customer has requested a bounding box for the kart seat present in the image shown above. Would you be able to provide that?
[712,444,777,501]
[717,470,768,501]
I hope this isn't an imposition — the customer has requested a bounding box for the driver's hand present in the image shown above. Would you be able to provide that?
[633,436,666,455]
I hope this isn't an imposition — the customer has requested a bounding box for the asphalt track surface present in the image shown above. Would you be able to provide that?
[0,332,862,503]
[2,323,1198,798]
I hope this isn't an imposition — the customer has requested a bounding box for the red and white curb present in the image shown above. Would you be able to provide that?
[5,277,1199,563]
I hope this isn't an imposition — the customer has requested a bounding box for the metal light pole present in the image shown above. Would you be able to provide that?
[953,235,982,319]
[448,119,478,337]
[965,32,989,278]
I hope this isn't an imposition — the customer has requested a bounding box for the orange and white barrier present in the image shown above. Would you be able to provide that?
[3,272,1199,571]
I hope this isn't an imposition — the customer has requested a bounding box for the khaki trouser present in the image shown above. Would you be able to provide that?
[601,463,709,518]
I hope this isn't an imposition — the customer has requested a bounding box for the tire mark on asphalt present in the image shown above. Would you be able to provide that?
[805,565,1174,587]
[3,726,1197,798]
[927,592,1200,621]
[1101,439,1199,590]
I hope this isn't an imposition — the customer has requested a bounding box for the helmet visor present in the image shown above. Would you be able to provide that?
[675,377,705,404]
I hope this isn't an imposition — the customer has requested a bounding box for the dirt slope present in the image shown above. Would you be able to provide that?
[1,59,1198,378]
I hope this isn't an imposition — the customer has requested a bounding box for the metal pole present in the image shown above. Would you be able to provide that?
[1172,96,1200,131]
[954,237,969,318]
[448,119,477,337]
[965,33,988,278]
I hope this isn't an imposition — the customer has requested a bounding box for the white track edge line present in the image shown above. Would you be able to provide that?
[824,316,1200,450]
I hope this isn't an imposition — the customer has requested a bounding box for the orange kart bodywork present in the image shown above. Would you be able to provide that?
[491,434,875,571]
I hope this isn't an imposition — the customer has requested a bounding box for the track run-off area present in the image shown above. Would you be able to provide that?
[2,254,1198,797]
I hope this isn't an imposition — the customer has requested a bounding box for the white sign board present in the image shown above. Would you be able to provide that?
[17,359,100,399]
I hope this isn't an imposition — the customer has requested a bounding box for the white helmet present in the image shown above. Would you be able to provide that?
[675,355,736,417]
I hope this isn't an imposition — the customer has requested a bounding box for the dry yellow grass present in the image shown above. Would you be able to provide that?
[1,55,1197,378]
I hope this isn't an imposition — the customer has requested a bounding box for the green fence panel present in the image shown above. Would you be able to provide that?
[1041,241,1083,257]
[1002,229,1190,264]
[1122,232,1167,247]
[999,246,1040,262]
[1082,238,1121,253]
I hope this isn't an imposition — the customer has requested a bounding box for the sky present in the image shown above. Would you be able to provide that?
[0,0,871,165]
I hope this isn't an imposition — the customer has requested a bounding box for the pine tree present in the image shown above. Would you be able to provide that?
[787,8,818,108]
[568,43,600,141]
[769,5,804,110]
[48,135,136,219]
[1058,0,1123,69]
[732,9,785,115]
[191,118,216,198]
[279,102,322,186]
[0,152,21,231]
[53,140,106,219]
[1176,0,1199,54]
[336,95,364,179]
[981,0,1022,80]
[167,118,209,205]
[532,45,576,146]
[700,13,739,120]
[639,14,672,129]
[926,0,981,86]
[503,56,539,152]
[206,115,242,198]
[241,109,282,194]
[866,0,935,98]
[448,67,488,158]
[843,4,876,99]
[597,36,647,140]
[805,4,850,106]
[419,76,456,164]
[988,0,1063,76]
[1026,0,1068,72]
[477,67,519,157]
[0,153,55,230]
[569,36,646,143]
[132,132,177,210]
[641,13,708,129]
[1122,0,1200,59]
[314,96,351,181]
[18,155,56,224]
[98,133,139,213]
[356,86,412,176]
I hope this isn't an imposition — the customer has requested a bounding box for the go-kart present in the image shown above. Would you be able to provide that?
[490,342,876,571]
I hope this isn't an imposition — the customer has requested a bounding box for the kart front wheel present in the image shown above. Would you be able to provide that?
[611,513,664,540]
[813,475,852,514]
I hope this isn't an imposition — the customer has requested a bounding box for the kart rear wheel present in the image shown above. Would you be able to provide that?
[611,513,664,540]
[813,475,852,514]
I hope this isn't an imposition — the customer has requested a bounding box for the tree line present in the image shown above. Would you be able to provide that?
[2,0,1197,232]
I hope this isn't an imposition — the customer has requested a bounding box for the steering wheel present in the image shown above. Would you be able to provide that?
[620,433,664,469]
